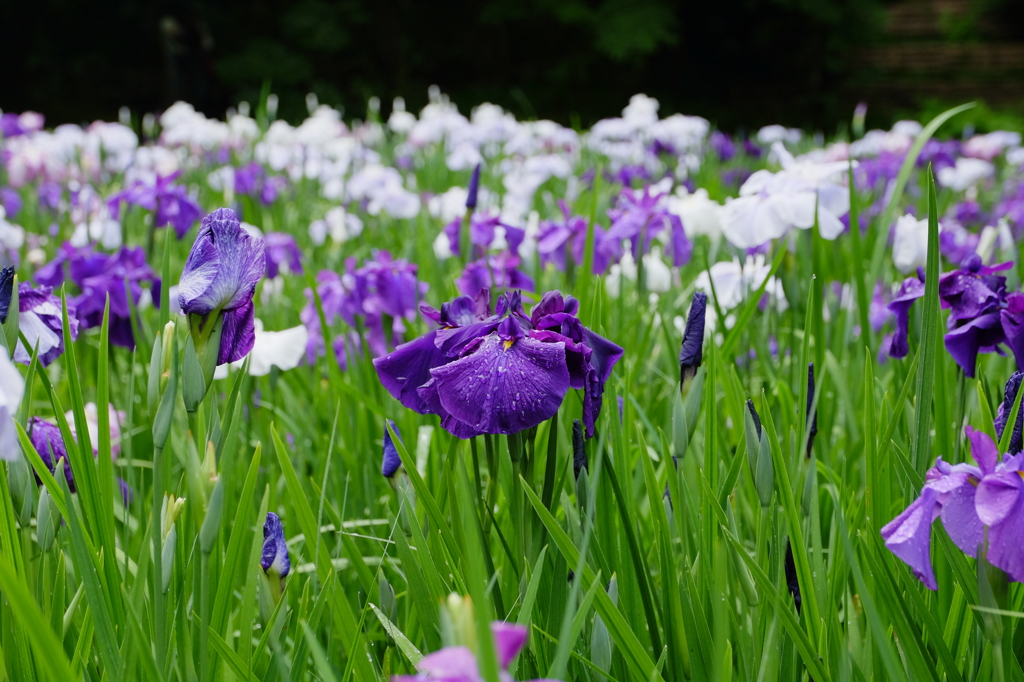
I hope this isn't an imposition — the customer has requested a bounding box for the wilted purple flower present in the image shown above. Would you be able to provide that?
[883,426,1024,588]
[996,371,1024,455]
[392,621,554,682]
[382,420,402,478]
[301,254,427,364]
[444,213,525,259]
[457,253,534,297]
[466,163,481,210]
[602,187,691,267]
[536,201,609,275]
[0,266,13,325]
[709,131,735,162]
[178,208,265,365]
[854,152,904,192]
[679,292,706,388]
[28,416,131,504]
[263,233,303,278]
[15,283,79,366]
[1,189,22,219]
[233,163,287,206]
[38,244,160,348]
[37,182,62,212]
[887,274,925,359]
[260,512,290,578]
[375,290,621,438]
[107,172,203,239]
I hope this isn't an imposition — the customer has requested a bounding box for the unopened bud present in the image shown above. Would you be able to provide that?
[36,486,59,552]
[679,292,707,392]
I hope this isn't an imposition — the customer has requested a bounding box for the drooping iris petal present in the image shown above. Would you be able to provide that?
[430,334,570,435]
[178,208,266,316]
[944,312,1004,378]
[217,300,257,365]
[881,487,940,589]
[382,420,402,478]
[260,511,290,578]
[888,276,924,359]
[374,331,448,414]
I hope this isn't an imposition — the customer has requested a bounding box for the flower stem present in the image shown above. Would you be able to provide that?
[151,444,166,672]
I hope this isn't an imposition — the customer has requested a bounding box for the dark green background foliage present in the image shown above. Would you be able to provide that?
[1,0,1021,130]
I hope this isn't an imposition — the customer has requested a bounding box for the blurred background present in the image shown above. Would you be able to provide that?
[3,0,1023,132]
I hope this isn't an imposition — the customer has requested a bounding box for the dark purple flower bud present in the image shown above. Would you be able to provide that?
[996,371,1024,455]
[263,232,303,279]
[806,363,818,457]
[382,420,402,478]
[0,267,13,325]
[260,511,290,578]
[888,276,925,359]
[746,399,761,440]
[784,540,801,614]
[572,418,587,479]
[679,292,707,389]
[466,163,481,210]
[178,208,265,365]
[15,283,79,367]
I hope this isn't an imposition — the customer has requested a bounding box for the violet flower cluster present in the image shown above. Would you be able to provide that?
[36,243,160,348]
[374,290,622,438]
[301,253,427,366]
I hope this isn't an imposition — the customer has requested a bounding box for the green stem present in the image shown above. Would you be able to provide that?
[200,551,211,682]
[152,444,166,672]
[993,640,1006,682]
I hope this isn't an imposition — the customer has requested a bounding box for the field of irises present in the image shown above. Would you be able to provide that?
[1,92,1024,681]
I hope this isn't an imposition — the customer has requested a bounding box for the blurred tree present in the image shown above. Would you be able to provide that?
[2,0,886,129]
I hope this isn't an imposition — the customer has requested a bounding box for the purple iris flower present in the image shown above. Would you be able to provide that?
[995,371,1024,455]
[234,163,287,206]
[938,224,980,266]
[178,208,265,365]
[997,182,1024,235]
[37,244,160,348]
[107,172,203,239]
[382,420,402,478]
[444,213,526,259]
[263,233,303,278]
[536,201,609,275]
[954,200,984,227]
[260,512,290,578]
[709,131,735,162]
[918,139,959,174]
[0,266,13,325]
[742,138,762,158]
[883,426,1024,588]
[392,621,555,682]
[28,416,132,504]
[611,165,651,187]
[456,253,534,297]
[374,290,622,438]
[14,283,79,367]
[679,292,706,387]
[602,187,691,267]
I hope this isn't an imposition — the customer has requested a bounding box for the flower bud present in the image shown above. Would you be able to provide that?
[8,454,34,526]
[378,571,397,624]
[590,576,617,681]
[744,399,773,508]
[382,420,402,478]
[36,486,59,552]
[0,268,19,356]
[441,594,477,652]
[679,292,707,393]
[466,163,481,210]
[162,523,177,593]
[199,477,224,554]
